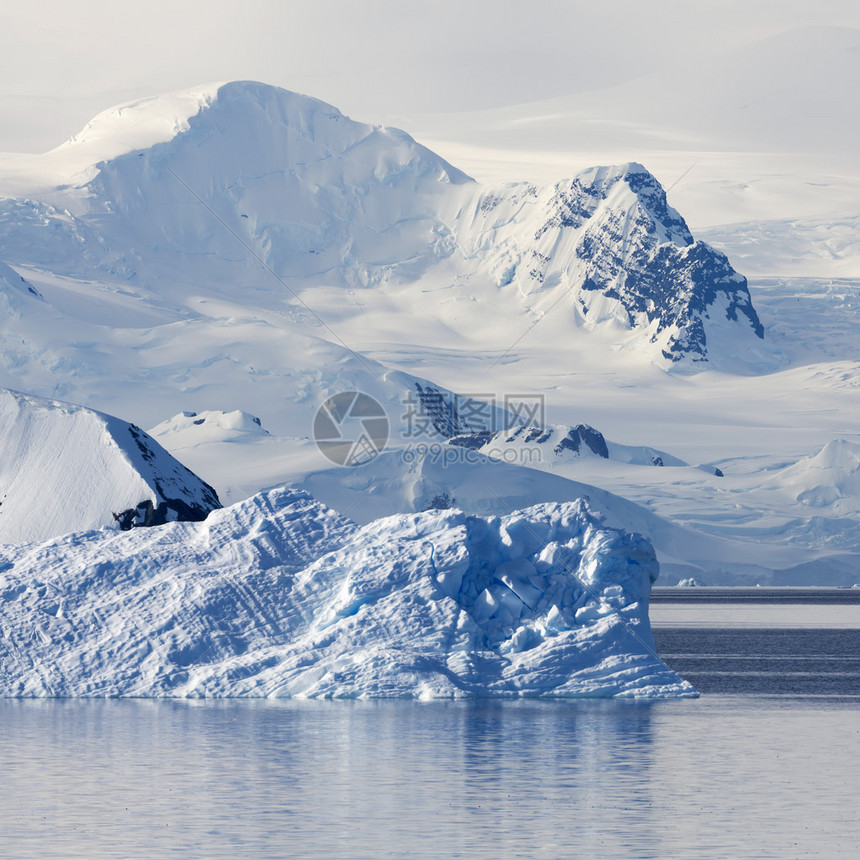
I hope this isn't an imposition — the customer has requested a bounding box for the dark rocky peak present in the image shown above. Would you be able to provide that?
[448,422,609,460]
[411,383,476,438]
[553,424,610,458]
[538,162,693,246]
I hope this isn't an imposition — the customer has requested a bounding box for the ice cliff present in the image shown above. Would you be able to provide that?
[0,486,694,698]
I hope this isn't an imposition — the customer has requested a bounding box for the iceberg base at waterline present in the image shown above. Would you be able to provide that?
[0,487,695,698]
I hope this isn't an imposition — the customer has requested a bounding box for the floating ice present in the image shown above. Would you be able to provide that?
[0,487,695,698]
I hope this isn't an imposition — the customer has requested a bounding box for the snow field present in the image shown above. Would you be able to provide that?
[0,75,858,590]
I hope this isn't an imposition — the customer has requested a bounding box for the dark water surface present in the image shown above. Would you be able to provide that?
[651,587,860,604]
[651,586,860,696]
[1,697,859,859]
[653,628,860,695]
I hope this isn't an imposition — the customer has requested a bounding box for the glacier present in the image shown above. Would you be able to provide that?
[0,486,694,699]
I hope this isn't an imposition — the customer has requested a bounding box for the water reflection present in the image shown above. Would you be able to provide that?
[0,700,662,858]
[0,698,858,859]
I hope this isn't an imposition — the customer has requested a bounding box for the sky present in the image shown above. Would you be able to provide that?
[1,0,859,153]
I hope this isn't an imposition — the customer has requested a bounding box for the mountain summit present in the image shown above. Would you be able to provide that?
[0,389,221,544]
[459,162,764,362]
[0,81,766,368]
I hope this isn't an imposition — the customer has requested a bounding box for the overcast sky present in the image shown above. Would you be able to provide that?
[2,0,858,152]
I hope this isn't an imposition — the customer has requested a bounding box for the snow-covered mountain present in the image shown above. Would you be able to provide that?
[457,162,765,362]
[77,82,471,286]
[0,485,693,698]
[0,259,42,307]
[765,439,860,514]
[0,82,470,288]
[150,409,270,446]
[0,81,764,367]
[449,422,686,468]
[0,81,855,589]
[0,389,221,543]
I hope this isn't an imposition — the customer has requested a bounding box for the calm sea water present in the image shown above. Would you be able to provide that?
[1,591,858,859]
[651,587,860,697]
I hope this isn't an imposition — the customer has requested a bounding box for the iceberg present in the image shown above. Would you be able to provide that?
[0,486,694,698]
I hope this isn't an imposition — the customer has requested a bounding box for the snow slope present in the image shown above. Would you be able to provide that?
[766,439,860,514]
[0,82,765,368]
[0,259,41,304]
[296,446,859,587]
[456,162,767,364]
[0,486,693,698]
[0,389,221,544]
[149,409,270,447]
[2,81,471,287]
[0,80,857,586]
[449,422,686,468]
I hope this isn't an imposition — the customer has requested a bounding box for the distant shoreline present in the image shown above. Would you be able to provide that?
[651,587,860,604]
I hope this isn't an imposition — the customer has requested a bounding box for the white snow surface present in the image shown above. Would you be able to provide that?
[0,258,42,307]
[766,439,860,514]
[0,388,220,544]
[0,80,858,585]
[0,82,762,369]
[150,409,269,447]
[0,486,693,699]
